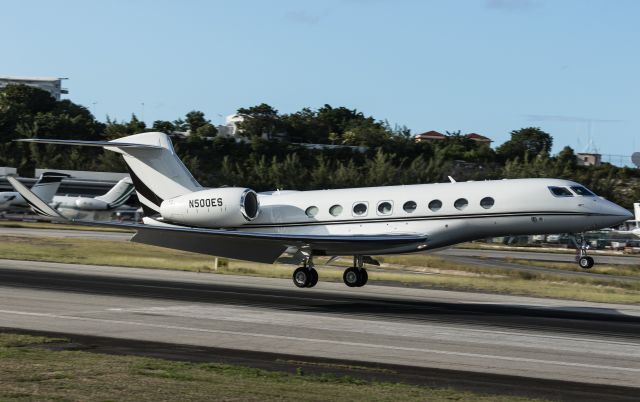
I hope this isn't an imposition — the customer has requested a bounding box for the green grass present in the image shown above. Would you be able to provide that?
[0,333,544,402]
[0,220,133,233]
[0,234,639,304]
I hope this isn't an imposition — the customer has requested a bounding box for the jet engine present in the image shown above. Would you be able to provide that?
[159,187,259,228]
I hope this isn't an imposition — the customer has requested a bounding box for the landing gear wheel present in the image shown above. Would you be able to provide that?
[578,256,594,269]
[307,268,319,288]
[357,269,368,287]
[343,267,360,287]
[293,267,310,288]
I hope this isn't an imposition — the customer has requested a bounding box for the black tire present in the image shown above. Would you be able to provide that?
[293,267,310,288]
[356,269,368,287]
[343,267,360,287]
[578,256,594,269]
[307,268,319,288]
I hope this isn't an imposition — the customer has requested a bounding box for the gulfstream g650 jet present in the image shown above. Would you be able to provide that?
[9,132,632,288]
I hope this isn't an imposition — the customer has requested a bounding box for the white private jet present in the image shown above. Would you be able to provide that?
[0,172,68,212]
[51,176,135,219]
[9,132,633,288]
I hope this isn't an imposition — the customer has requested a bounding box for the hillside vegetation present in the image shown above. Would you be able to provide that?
[1,84,638,208]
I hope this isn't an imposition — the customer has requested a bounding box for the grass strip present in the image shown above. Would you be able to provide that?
[0,333,544,402]
[0,220,133,233]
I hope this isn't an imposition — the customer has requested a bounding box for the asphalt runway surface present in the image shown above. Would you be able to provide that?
[0,259,638,401]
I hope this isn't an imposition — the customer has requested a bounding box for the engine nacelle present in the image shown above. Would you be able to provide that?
[159,187,259,228]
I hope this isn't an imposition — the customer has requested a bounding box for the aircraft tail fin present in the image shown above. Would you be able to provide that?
[7,176,66,220]
[95,177,136,209]
[30,172,69,203]
[17,132,203,216]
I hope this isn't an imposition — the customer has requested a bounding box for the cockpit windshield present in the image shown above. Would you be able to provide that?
[548,186,573,197]
[570,186,596,196]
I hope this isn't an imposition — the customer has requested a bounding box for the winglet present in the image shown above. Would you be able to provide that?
[448,176,456,183]
[6,176,67,221]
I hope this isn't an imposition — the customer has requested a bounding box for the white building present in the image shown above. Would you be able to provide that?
[216,114,246,138]
[0,76,68,100]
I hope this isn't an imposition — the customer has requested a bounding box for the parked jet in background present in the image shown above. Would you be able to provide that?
[11,133,633,289]
[609,202,640,239]
[0,172,68,212]
[50,176,135,219]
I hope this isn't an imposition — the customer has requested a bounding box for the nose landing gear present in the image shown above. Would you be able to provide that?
[572,234,595,269]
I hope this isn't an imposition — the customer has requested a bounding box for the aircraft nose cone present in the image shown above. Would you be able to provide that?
[605,201,633,225]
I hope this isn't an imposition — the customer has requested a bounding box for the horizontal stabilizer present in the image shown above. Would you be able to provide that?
[16,138,162,149]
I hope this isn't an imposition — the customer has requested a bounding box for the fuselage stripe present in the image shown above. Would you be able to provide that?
[236,211,612,229]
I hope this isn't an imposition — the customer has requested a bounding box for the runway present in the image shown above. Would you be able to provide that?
[0,258,638,400]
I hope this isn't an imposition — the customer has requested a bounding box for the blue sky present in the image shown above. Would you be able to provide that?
[2,0,639,163]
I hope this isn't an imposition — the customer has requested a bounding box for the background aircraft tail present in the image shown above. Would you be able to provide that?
[95,176,136,209]
[18,132,203,216]
[31,172,69,203]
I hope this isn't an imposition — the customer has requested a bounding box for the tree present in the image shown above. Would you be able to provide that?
[237,103,283,140]
[496,127,553,161]
[152,120,176,134]
[185,110,208,133]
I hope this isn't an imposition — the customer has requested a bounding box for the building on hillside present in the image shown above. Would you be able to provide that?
[216,114,246,138]
[465,133,492,144]
[414,130,446,142]
[0,76,68,100]
[576,152,602,167]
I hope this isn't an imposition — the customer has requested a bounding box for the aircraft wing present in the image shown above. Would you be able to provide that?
[7,176,428,263]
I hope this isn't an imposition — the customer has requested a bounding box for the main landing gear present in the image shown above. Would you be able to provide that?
[571,233,594,269]
[291,255,372,288]
[343,256,368,287]
[292,265,318,288]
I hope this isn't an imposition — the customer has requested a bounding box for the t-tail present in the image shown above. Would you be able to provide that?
[31,172,70,203]
[95,176,136,209]
[17,133,203,216]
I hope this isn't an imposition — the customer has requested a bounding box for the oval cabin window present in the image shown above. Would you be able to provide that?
[329,204,343,216]
[305,206,319,218]
[353,203,368,216]
[454,198,468,210]
[377,201,393,215]
[403,201,417,213]
[428,199,442,212]
[480,197,494,209]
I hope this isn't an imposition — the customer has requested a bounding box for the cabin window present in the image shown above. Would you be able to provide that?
[570,186,595,196]
[403,201,417,213]
[548,186,573,197]
[428,199,442,212]
[352,202,368,216]
[329,204,343,217]
[377,201,393,215]
[305,206,318,218]
[480,197,494,209]
[454,198,468,210]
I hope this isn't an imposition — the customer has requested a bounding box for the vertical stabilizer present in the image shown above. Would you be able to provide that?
[94,177,136,208]
[634,203,640,225]
[17,133,203,215]
[107,132,202,214]
[31,172,69,203]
